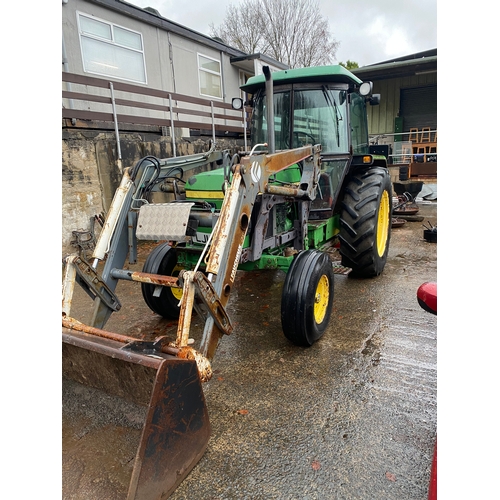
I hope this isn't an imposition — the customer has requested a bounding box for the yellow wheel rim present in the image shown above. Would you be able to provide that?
[171,265,183,300]
[376,190,390,257]
[314,274,330,324]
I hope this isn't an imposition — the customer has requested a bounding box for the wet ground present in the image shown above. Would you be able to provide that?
[65,201,437,500]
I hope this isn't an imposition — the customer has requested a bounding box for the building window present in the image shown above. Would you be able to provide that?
[77,12,147,84]
[198,54,222,99]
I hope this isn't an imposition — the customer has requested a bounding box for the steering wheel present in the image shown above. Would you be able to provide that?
[293,131,316,146]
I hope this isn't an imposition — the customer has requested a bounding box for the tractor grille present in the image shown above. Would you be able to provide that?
[275,204,288,234]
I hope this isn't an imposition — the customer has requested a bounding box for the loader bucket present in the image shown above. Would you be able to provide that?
[62,328,211,500]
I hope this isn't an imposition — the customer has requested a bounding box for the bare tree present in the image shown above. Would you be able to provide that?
[209,0,268,55]
[209,0,339,69]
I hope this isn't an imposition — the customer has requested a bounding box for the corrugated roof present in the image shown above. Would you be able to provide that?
[352,51,437,81]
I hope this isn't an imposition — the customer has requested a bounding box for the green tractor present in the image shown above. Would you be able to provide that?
[138,64,392,347]
[62,65,392,499]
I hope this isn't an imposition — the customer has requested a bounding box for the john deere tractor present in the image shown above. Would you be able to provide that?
[62,65,392,499]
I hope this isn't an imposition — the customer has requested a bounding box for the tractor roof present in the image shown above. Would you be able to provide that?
[240,65,363,93]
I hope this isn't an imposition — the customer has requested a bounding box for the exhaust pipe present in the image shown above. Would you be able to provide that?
[263,66,275,154]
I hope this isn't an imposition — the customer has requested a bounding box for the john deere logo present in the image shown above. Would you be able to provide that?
[250,161,261,183]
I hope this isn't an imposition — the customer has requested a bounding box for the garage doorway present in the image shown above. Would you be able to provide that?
[400,85,437,132]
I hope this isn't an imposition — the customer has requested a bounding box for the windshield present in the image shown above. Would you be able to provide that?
[250,87,349,154]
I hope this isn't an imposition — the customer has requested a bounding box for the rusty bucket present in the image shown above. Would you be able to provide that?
[62,328,210,499]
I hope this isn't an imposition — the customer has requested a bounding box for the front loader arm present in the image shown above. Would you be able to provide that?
[62,147,229,329]
[63,145,321,381]
[191,145,320,361]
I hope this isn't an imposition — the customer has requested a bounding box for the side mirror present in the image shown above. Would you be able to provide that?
[369,94,381,106]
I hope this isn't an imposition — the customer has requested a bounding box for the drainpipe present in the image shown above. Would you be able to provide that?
[109,82,123,173]
[211,101,216,144]
[167,32,177,94]
[169,94,177,157]
[263,66,275,153]
[167,32,178,155]
[220,51,226,101]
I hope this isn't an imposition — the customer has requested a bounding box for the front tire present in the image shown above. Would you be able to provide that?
[339,167,392,278]
[281,250,334,346]
[141,243,183,318]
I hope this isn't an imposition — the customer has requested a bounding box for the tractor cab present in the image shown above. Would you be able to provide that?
[240,65,381,218]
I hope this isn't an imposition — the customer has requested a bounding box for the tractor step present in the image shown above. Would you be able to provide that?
[332,263,352,275]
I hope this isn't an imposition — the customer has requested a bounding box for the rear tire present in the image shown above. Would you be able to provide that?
[281,250,334,346]
[339,167,392,278]
[141,243,183,318]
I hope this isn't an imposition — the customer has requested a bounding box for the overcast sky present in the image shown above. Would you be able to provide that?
[129,0,437,67]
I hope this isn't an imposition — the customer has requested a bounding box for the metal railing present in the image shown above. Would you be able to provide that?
[369,130,437,164]
[62,72,249,154]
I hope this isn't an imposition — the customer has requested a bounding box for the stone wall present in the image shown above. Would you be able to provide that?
[62,127,243,256]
